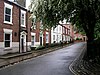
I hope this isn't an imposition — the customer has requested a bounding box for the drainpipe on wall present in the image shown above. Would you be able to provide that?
[26,11,28,52]
[19,8,21,53]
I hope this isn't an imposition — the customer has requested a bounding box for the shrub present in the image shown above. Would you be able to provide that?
[49,43,58,47]
[35,45,45,50]
[76,38,80,40]
[30,47,36,50]
[45,43,49,48]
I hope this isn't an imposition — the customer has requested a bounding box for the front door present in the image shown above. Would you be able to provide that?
[21,35,24,52]
[40,37,42,46]
[20,33,26,53]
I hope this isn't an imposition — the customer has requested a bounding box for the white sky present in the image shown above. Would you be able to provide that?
[26,0,31,9]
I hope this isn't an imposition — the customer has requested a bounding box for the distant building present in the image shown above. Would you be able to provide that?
[51,23,73,44]
[51,25,62,43]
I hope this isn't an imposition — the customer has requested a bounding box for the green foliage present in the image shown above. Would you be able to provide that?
[29,0,100,39]
[76,38,80,40]
[76,38,82,40]
[94,20,100,39]
[35,45,45,50]
[31,47,36,50]
[49,43,60,47]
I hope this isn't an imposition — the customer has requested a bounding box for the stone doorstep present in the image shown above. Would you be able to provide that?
[0,43,72,59]
[0,46,60,59]
[0,52,32,59]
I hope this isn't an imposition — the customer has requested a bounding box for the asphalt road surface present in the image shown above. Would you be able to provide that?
[0,42,85,75]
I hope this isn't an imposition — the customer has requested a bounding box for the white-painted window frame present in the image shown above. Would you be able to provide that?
[21,10,26,27]
[4,3,13,25]
[31,32,36,46]
[3,29,12,49]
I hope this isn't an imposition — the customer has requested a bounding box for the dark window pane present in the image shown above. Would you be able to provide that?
[5,15,10,22]
[5,34,10,47]
[32,41,34,45]
[21,13,25,25]
[5,8,11,15]
[21,19,24,25]
[31,36,34,45]
[5,34,10,40]
[22,14,24,18]
[32,36,34,40]
[5,41,10,47]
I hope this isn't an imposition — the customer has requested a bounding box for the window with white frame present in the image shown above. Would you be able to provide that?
[21,10,26,27]
[31,32,35,46]
[4,29,12,48]
[5,33,10,47]
[4,3,13,24]
[53,35,55,40]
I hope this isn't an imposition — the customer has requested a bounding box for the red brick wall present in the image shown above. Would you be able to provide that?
[27,12,36,42]
[27,12,32,42]
[35,21,40,42]
[12,4,20,42]
[0,0,24,42]
[49,29,51,44]
[0,0,5,42]
[27,16,40,43]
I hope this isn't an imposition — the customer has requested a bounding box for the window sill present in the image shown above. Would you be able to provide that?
[4,47,12,51]
[4,21,13,25]
[21,25,26,27]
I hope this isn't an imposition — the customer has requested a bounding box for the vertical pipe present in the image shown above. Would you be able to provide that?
[26,11,28,52]
[19,8,21,53]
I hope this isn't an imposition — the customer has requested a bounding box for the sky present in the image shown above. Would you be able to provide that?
[26,0,31,9]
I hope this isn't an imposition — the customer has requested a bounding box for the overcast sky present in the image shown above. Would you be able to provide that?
[26,0,31,9]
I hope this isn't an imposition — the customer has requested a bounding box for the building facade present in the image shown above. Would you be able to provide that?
[51,25,62,43]
[0,0,51,55]
[0,0,28,55]
[51,23,73,44]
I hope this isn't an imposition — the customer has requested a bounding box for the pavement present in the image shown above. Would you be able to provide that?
[0,43,72,69]
[0,42,100,75]
[69,43,100,75]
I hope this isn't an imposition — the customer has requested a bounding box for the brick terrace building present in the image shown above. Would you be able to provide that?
[0,0,82,55]
[0,0,29,55]
[0,0,51,55]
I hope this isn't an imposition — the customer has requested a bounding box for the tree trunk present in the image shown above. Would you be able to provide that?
[86,28,95,60]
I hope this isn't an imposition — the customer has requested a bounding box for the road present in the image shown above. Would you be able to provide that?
[0,42,85,75]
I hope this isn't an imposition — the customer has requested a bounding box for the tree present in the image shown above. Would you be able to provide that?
[29,0,100,60]
[95,20,100,39]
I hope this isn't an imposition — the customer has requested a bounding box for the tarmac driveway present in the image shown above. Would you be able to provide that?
[0,42,85,75]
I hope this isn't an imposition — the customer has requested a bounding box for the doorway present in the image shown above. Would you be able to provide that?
[20,32,26,53]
